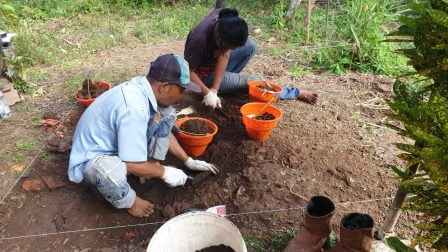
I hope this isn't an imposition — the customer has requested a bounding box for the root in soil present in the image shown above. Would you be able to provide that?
[195,244,235,252]
[256,85,275,92]
[255,112,275,120]
[180,119,213,135]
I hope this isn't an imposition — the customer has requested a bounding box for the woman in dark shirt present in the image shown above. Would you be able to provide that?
[184,7,318,109]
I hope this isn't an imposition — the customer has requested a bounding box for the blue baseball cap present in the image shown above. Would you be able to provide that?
[148,54,201,93]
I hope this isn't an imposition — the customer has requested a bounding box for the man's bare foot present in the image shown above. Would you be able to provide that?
[298,90,318,104]
[127,196,154,218]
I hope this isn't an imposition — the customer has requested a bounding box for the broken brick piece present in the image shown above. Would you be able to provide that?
[22,179,43,192]
[41,176,67,190]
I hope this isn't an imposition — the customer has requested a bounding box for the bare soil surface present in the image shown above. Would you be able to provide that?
[0,38,419,251]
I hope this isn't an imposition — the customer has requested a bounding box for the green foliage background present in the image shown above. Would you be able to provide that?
[0,0,410,92]
[386,0,448,249]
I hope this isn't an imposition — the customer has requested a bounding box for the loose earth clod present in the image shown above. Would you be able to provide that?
[180,119,214,135]
[195,244,235,252]
[255,112,275,120]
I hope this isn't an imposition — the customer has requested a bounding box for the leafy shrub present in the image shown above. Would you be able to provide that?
[314,0,408,75]
[386,0,448,249]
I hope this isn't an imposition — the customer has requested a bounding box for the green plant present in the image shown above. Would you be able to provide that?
[2,56,34,93]
[386,237,417,252]
[313,0,409,75]
[0,0,20,29]
[244,234,266,251]
[386,0,448,249]
[269,229,296,251]
[16,139,38,151]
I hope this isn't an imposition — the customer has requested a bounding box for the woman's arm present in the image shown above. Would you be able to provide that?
[211,50,230,91]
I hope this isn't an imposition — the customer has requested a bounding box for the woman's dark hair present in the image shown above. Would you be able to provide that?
[217,8,248,48]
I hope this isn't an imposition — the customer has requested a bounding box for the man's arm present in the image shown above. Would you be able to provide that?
[168,133,189,163]
[211,50,230,91]
[125,161,164,179]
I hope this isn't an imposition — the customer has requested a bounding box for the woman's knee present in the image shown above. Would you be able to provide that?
[246,38,257,55]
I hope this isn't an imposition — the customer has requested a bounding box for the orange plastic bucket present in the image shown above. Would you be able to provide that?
[76,81,112,108]
[240,102,282,141]
[175,117,218,157]
[248,80,282,102]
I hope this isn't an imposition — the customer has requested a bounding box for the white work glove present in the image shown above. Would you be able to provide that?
[202,89,222,109]
[161,166,188,187]
[185,157,219,174]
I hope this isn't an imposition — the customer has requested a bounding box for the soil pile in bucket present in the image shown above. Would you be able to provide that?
[78,78,107,99]
[255,112,276,120]
[195,244,235,252]
[256,85,275,92]
[180,119,213,135]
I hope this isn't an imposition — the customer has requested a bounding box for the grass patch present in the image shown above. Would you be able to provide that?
[244,234,266,251]
[244,228,298,252]
[16,139,38,152]
[132,2,210,43]
[6,0,409,97]
[269,229,296,251]
[14,14,131,67]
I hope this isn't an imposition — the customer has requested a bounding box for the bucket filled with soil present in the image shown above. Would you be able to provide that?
[175,117,218,157]
[240,102,282,141]
[147,212,246,252]
[247,80,282,102]
[75,79,111,107]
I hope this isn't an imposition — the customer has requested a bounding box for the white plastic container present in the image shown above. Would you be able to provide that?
[147,212,247,252]
[0,91,11,119]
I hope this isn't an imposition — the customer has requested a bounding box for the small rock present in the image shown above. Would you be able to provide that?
[46,135,71,153]
[161,205,176,218]
[191,172,212,185]
[344,176,355,187]
[22,179,43,192]
[57,139,72,153]
[43,111,60,120]
[288,155,300,165]
[41,176,67,190]
[254,28,262,34]
[268,37,276,43]
[123,231,136,240]
[46,134,61,147]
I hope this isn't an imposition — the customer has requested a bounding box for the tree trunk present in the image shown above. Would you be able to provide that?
[305,0,316,44]
[286,0,303,28]
[380,161,420,235]
[215,0,225,9]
